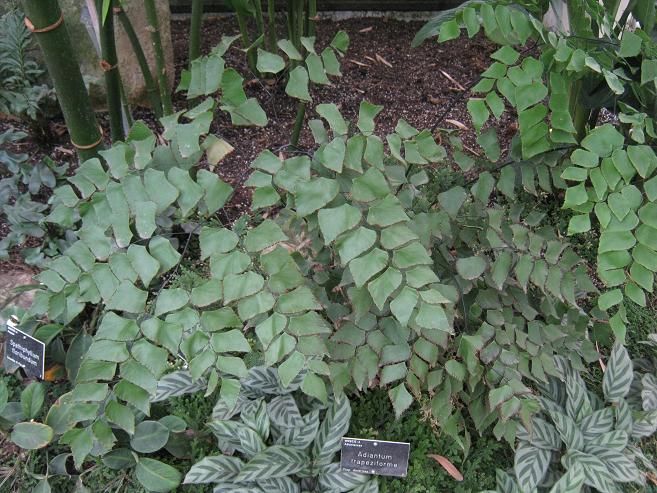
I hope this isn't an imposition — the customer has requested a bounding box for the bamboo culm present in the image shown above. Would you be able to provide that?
[144,0,173,115]
[115,7,163,117]
[236,9,257,75]
[307,0,316,36]
[98,0,124,141]
[21,0,103,161]
[189,0,203,65]
[267,0,277,50]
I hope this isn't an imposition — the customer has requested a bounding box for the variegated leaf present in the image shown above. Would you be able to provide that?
[267,394,303,428]
[565,374,591,422]
[496,469,521,493]
[586,446,639,483]
[548,409,584,451]
[237,425,266,458]
[642,374,657,411]
[242,366,304,397]
[276,409,320,449]
[631,410,657,439]
[580,408,614,442]
[548,463,585,493]
[235,445,308,482]
[517,417,560,450]
[602,344,632,403]
[561,450,616,493]
[350,478,379,493]
[312,395,351,466]
[241,399,270,441]
[513,444,551,491]
[259,476,300,493]
[583,430,628,451]
[317,463,371,492]
[183,455,243,484]
[615,399,634,435]
[151,371,206,402]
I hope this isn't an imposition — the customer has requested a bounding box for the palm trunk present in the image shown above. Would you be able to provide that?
[267,0,277,50]
[21,0,103,161]
[98,0,124,142]
[144,0,173,115]
[189,0,203,65]
[115,7,163,117]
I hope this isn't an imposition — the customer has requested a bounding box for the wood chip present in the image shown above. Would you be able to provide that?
[359,26,374,33]
[445,119,468,131]
[439,70,466,91]
[428,455,463,482]
[349,59,370,67]
[375,54,393,68]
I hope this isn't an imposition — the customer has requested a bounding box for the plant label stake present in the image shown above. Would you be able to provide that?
[3,318,45,379]
[340,437,410,477]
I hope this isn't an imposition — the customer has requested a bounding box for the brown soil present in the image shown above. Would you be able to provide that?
[0,16,509,274]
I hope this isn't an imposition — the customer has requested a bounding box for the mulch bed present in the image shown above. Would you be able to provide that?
[0,15,510,273]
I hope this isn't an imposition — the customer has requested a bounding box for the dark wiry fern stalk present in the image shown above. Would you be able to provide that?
[20,0,103,161]
[98,0,124,141]
[144,0,173,115]
[115,6,163,117]
[189,0,203,66]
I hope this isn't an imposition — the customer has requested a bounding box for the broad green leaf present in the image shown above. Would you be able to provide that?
[285,66,311,101]
[135,458,182,492]
[130,421,170,453]
[318,204,361,243]
[11,422,53,450]
[257,49,285,74]
[456,256,487,280]
[295,178,339,217]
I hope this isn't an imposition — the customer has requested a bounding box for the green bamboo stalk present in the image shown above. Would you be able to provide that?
[115,7,162,117]
[98,0,124,141]
[253,0,266,43]
[189,0,203,65]
[21,0,103,161]
[290,101,306,147]
[267,0,277,50]
[119,76,134,128]
[296,0,304,47]
[307,0,316,36]
[236,9,257,75]
[286,0,295,42]
[144,0,173,115]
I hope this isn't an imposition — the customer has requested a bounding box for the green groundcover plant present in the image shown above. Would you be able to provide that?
[4,0,657,491]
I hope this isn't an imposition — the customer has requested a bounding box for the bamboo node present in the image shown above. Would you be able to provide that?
[113,7,122,14]
[71,126,104,151]
[24,13,64,33]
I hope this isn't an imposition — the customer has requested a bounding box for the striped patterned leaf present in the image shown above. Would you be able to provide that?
[565,375,592,422]
[212,484,263,493]
[212,394,246,421]
[616,399,634,434]
[642,373,657,411]
[242,367,304,397]
[548,463,585,493]
[276,409,320,449]
[267,394,303,428]
[350,479,379,493]
[561,450,616,493]
[318,462,370,491]
[207,420,244,449]
[237,425,266,458]
[548,409,584,451]
[586,446,639,483]
[183,455,243,484]
[584,430,628,451]
[517,417,561,450]
[496,469,521,493]
[241,399,270,441]
[151,371,206,403]
[259,476,300,493]
[312,395,351,466]
[631,410,657,439]
[235,445,308,482]
[513,444,551,491]
[602,344,633,402]
[580,408,614,442]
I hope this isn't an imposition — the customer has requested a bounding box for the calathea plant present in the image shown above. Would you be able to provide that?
[185,366,378,492]
[485,348,657,492]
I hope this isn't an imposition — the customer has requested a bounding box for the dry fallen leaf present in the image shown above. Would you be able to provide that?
[364,55,378,64]
[596,342,606,372]
[349,59,370,68]
[428,454,464,481]
[439,70,466,91]
[359,26,374,33]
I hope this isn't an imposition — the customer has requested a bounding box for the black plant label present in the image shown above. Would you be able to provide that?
[4,325,45,379]
[340,437,410,477]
